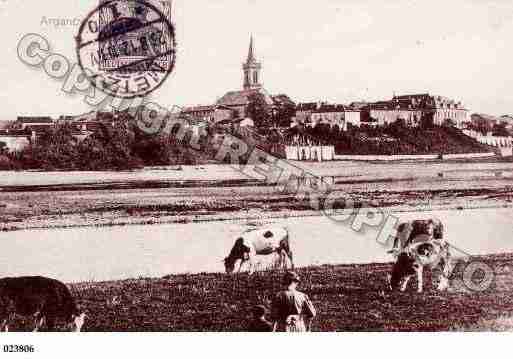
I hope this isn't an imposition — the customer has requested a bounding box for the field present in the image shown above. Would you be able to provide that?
[1,160,513,232]
[16,253,504,332]
[2,161,513,331]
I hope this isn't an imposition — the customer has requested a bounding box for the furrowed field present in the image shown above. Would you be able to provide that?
[52,253,513,332]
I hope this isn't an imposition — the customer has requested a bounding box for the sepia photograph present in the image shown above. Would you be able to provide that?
[0,0,513,355]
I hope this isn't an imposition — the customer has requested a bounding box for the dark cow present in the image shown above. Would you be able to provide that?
[0,276,86,332]
[224,226,293,275]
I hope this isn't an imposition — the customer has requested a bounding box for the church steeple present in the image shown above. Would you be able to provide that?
[243,35,262,91]
[247,35,256,63]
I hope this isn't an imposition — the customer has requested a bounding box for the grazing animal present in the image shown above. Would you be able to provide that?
[224,226,293,275]
[389,240,452,293]
[0,276,86,332]
[389,217,444,254]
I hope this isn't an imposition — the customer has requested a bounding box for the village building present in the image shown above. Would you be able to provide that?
[294,102,318,126]
[294,102,361,130]
[180,105,235,125]
[0,114,110,152]
[0,129,33,153]
[366,101,425,127]
[363,94,470,128]
[12,117,55,132]
[310,104,347,129]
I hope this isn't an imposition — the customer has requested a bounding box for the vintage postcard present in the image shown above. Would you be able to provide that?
[1,0,513,353]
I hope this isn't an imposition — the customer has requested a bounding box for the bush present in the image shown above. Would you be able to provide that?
[0,155,13,170]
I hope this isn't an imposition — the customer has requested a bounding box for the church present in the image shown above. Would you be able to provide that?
[215,36,276,118]
[181,36,289,125]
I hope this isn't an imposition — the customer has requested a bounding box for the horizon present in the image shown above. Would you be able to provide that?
[1,0,512,118]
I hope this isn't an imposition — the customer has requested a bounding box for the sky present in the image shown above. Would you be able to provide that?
[0,0,512,119]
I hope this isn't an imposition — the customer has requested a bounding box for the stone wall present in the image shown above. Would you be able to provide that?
[463,130,513,148]
[285,146,335,161]
[334,152,495,161]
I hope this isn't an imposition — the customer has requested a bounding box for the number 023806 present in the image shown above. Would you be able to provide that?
[3,345,35,353]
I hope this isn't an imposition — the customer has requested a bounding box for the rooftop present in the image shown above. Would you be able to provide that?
[217,88,274,107]
[16,117,54,124]
[182,105,217,113]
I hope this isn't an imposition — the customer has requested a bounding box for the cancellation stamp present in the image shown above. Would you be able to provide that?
[75,0,176,99]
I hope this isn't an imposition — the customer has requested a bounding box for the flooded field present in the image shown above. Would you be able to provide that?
[1,207,512,283]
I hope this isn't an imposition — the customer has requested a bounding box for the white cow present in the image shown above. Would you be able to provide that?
[224,226,293,275]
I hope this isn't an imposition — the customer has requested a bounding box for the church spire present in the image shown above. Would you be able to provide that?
[242,35,262,90]
[247,35,256,63]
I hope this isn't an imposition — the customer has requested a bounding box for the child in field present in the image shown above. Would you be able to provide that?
[247,305,273,332]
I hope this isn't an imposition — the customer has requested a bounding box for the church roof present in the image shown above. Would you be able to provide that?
[216,88,274,107]
[182,105,216,113]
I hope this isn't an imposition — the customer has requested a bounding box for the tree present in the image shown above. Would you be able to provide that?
[395,118,406,128]
[247,92,271,128]
[420,113,435,129]
[28,124,80,170]
[272,94,296,128]
[443,118,456,127]
[329,125,341,142]
[493,123,510,137]
[472,116,493,135]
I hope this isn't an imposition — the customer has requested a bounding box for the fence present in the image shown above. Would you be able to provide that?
[333,152,495,161]
[462,130,513,148]
[285,146,335,161]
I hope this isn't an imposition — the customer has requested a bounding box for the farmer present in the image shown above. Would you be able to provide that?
[271,271,316,332]
[247,305,273,332]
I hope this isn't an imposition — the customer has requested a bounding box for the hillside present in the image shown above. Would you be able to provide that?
[291,123,491,156]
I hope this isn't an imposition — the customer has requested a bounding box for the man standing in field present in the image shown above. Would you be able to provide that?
[271,271,316,332]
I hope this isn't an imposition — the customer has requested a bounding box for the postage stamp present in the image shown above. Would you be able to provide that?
[75,0,176,98]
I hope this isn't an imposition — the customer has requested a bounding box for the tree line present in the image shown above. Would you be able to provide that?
[0,119,217,171]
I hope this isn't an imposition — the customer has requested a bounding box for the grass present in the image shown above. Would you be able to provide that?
[454,316,513,331]
[40,253,512,332]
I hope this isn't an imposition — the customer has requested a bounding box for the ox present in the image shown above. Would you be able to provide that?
[224,226,293,275]
[0,276,86,332]
[389,237,453,293]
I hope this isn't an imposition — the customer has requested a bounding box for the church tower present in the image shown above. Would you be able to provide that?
[242,36,262,91]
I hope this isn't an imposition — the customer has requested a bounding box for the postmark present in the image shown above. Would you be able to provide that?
[75,0,176,99]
